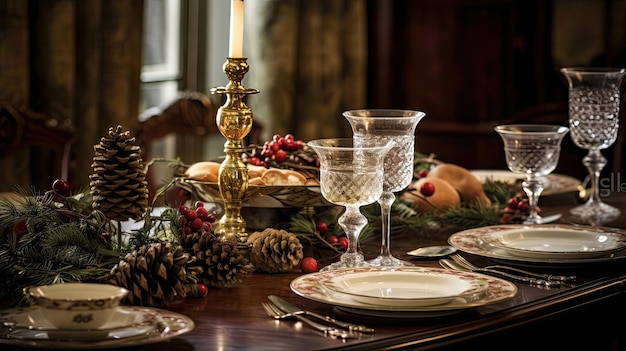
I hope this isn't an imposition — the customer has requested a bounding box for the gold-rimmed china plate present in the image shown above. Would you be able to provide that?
[320,271,488,307]
[290,266,517,317]
[0,305,194,349]
[448,224,626,265]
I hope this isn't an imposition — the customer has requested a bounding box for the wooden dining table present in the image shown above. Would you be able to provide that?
[9,189,626,351]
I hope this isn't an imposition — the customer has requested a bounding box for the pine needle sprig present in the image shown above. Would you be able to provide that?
[437,203,501,229]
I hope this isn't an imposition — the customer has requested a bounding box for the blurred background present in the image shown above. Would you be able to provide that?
[0,0,624,194]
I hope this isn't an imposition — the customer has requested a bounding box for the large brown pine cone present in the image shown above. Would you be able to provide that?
[90,125,149,221]
[104,242,195,307]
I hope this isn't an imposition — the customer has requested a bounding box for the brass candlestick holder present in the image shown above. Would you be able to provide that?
[210,57,259,242]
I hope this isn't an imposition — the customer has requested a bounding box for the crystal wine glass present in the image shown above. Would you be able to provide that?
[343,109,425,266]
[495,124,569,224]
[308,138,393,271]
[560,67,626,222]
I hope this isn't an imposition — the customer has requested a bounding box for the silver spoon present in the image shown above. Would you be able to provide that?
[407,245,458,258]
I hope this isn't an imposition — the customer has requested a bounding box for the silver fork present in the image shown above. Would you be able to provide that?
[451,254,576,283]
[261,302,360,340]
[447,255,561,288]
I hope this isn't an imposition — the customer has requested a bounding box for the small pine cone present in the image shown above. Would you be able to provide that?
[90,125,149,222]
[187,230,253,288]
[247,228,304,273]
[104,242,194,307]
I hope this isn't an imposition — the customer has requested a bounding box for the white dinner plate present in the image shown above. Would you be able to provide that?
[482,227,626,259]
[290,266,517,316]
[0,305,194,349]
[320,271,488,307]
[448,224,626,265]
[470,170,581,196]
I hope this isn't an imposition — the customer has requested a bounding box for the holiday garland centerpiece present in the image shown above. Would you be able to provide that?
[0,126,535,310]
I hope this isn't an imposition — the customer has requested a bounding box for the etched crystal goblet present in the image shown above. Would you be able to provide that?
[308,138,393,271]
[343,109,425,266]
[495,124,569,224]
[560,67,626,222]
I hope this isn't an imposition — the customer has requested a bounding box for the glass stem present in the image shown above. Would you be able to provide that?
[377,191,395,258]
[522,177,544,223]
[338,205,367,264]
[583,149,607,204]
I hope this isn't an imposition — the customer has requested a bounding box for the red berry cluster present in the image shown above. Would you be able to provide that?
[500,196,534,224]
[248,134,304,167]
[178,201,216,234]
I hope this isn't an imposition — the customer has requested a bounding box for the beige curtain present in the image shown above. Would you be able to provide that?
[0,0,142,191]
[245,0,367,142]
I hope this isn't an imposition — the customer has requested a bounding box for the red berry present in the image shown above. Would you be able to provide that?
[507,198,518,209]
[301,257,318,273]
[196,207,209,220]
[274,149,287,163]
[178,205,189,215]
[420,182,436,197]
[417,170,428,178]
[188,283,209,298]
[191,217,203,231]
[196,283,208,297]
[503,206,516,214]
[166,185,191,208]
[326,235,338,244]
[195,201,204,208]
[338,237,349,249]
[184,226,192,234]
[206,214,216,223]
[248,156,261,165]
[517,202,530,212]
[316,221,328,233]
[52,178,70,196]
[185,210,197,221]
[12,220,27,236]
[269,140,281,152]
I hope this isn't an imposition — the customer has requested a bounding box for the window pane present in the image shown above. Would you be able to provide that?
[139,81,179,120]
[141,0,181,82]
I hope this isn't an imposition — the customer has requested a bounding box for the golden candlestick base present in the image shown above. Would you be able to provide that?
[210,57,259,242]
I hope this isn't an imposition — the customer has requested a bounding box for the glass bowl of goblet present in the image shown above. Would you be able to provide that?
[495,124,569,224]
[307,138,393,271]
[560,67,626,223]
[343,109,425,267]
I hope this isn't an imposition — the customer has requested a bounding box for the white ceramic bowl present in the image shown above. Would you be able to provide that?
[24,283,129,330]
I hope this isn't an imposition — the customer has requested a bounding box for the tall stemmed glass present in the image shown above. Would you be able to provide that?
[308,138,393,271]
[343,109,425,267]
[560,67,626,222]
[495,124,569,224]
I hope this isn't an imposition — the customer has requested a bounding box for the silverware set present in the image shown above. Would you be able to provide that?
[439,254,576,289]
[261,295,374,340]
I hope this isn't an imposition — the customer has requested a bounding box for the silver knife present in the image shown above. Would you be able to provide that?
[268,295,374,334]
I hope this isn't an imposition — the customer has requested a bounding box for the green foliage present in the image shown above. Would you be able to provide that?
[0,189,177,309]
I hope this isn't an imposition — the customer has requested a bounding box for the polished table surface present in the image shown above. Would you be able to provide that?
[11,192,626,350]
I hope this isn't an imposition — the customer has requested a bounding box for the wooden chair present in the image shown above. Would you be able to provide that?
[134,91,263,202]
[0,104,75,191]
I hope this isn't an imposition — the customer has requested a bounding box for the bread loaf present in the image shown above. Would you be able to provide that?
[184,161,221,182]
[401,177,461,212]
[427,163,491,206]
[261,169,307,186]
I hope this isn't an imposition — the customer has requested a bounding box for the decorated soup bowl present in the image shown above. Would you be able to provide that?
[24,283,129,330]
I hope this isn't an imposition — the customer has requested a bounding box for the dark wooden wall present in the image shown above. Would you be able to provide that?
[366,0,625,179]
